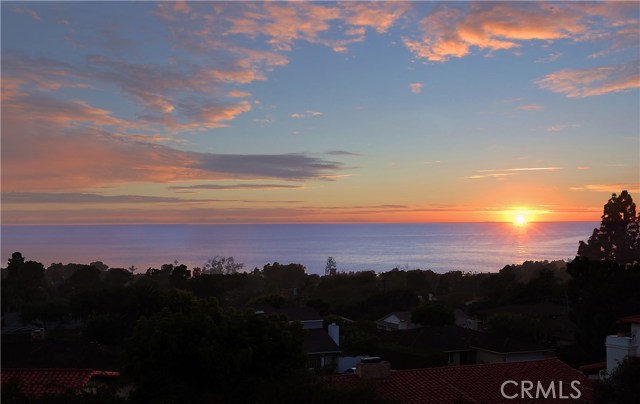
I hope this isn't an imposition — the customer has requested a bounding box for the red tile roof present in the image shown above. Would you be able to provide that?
[618,314,640,324]
[325,358,594,403]
[1,368,119,398]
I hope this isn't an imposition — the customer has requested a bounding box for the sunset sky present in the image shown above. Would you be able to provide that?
[2,1,639,224]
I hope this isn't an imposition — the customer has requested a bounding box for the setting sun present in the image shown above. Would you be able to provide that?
[514,215,528,225]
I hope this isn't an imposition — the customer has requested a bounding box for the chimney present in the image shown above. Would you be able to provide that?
[328,323,340,347]
[356,357,390,379]
[398,320,407,330]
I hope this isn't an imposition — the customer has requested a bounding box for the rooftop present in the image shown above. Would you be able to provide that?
[304,328,341,355]
[1,368,119,398]
[325,358,593,403]
[378,325,552,354]
[618,314,640,325]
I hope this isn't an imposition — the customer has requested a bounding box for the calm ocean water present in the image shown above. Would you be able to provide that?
[1,222,597,275]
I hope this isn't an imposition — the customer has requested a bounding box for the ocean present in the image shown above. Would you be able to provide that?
[1,222,598,275]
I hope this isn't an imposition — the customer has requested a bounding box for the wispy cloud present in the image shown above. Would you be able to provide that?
[1,192,220,204]
[290,110,323,118]
[570,183,640,193]
[478,167,563,173]
[537,61,640,98]
[11,6,41,21]
[535,52,562,63]
[467,167,563,180]
[465,173,514,180]
[167,184,304,191]
[547,124,579,132]
[409,82,423,94]
[518,104,543,111]
[326,150,360,156]
[1,92,347,191]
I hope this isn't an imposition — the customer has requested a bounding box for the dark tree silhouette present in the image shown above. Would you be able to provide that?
[6,252,45,294]
[595,356,640,404]
[7,252,25,269]
[578,190,640,264]
[411,302,454,326]
[325,256,337,276]
[169,264,191,289]
[123,298,307,403]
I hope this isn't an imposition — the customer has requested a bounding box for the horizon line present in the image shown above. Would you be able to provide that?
[1,220,601,227]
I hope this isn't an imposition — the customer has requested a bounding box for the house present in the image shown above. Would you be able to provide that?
[1,368,120,399]
[254,305,341,372]
[605,314,639,375]
[324,357,594,403]
[377,325,554,366]
[376,311,422,331]
[1,312,45,342]
[579,314,640,379]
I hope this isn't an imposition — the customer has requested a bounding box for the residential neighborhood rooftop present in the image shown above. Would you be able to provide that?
[325,358,593,403]
[1,368,120,398]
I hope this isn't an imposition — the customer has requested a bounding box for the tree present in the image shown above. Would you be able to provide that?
[65,265,101,292]
[103,267,132,288]
[169,264,191,289]
[411,302,454,326]
[123,298,307,403]
[204,256,244,275]
[89,261,109,271]
[486,313,545,342]
[6,253,45,299]
[595,356,640,404]
[7,252,25,269]
[566,258,640,363]
[325,257,337,277]
[578,190,640,264]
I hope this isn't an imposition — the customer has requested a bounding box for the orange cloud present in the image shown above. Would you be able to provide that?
[537,62,640,97]
[225,2,340,51]
[228,90,252,98]
[340,2,409,34]
[402,2,633,62]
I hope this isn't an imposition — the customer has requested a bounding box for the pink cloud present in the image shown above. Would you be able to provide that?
[225,2,340,51]
[537,61,640,98]
[409,83,423,94]
[518,104,544,111]
[1,91,344,192]
[12,6,41,21]
[402,2,635,62]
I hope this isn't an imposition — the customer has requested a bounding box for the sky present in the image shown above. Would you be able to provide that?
[1,1,639,225]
